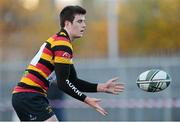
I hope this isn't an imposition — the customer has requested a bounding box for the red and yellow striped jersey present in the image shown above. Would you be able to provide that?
[13,29,73,95]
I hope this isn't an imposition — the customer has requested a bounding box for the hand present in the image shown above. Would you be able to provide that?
[84,97,108,116]
[97,77,124,95]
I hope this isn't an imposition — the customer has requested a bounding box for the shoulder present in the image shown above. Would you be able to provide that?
[47,34,72,50]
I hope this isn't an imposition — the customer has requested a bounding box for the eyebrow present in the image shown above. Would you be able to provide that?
[75,19,86,22]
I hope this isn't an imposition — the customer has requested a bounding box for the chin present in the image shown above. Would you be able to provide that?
[75,35,83,38]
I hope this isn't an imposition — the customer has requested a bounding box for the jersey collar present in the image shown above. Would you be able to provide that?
[57,29,71,41]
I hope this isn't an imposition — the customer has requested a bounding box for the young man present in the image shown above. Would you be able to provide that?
[12,5,124,121]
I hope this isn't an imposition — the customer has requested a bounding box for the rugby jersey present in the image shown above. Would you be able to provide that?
[13,29,97,102]
[13,29,74,95]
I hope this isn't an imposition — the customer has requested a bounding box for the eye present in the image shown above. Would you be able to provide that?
[77,20,83,23]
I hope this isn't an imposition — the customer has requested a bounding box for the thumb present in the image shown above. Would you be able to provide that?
[107,77,119,83]
[93,98,101,102]
[111,77,119,82]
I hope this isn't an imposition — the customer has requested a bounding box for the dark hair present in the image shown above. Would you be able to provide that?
[59,5,86,28]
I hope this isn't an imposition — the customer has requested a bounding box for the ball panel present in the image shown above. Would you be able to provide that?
[152,71,167,80]
[159,82,168,90]
[166,74,171,80]
[148,82,158,92]
[147,69,159,81]
[166,82,170,87]
[138,70,150,81]
[139,83,149,91]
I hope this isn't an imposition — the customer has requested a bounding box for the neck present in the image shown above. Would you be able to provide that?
[63,27,74,41]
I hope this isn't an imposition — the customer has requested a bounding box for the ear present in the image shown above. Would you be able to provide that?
[64,20,72,27]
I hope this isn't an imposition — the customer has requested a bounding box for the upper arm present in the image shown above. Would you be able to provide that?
[52,41,73,65]
[52,40,73,82]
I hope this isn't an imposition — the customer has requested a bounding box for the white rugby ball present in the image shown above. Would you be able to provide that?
[136,69,171,92]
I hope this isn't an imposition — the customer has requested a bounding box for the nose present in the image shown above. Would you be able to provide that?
[83,21,86,28]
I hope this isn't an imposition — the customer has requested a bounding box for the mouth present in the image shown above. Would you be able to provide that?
[80,30,85,33]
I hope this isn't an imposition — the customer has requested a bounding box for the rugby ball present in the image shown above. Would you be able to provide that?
[136,69,171,92]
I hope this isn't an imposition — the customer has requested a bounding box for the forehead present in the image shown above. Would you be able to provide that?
[73,14,86,21]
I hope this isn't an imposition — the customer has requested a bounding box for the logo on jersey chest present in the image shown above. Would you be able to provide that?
[62,52,71,58]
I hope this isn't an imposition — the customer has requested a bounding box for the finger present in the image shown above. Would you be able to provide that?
[111,84,124,91]
[115,87,125,91]
[115,85,125,89]
[107,77,119,84]
[113,83,121,87]
[113,91,120,95]
[106,90,119,94]
[95,106,108,116]
[114,84,125,89]
[114,82,125,86]
[111,77,119,82]
[96,108,108,116]
[96,109,105,116]
[93,98,101,102]
[108,88,124,94]
[114,88,124,92]
[96,103,107,113]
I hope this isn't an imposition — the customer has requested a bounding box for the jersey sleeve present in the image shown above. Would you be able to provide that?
[52,41,73,64]
[69,65,98,92]
[52,40,86,102]
[54,63,87,102]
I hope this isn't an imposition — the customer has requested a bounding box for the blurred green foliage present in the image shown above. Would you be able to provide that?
[0,0,180,59]
[119,0,180,56]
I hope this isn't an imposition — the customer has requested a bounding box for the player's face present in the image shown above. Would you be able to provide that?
[69,14,86,39]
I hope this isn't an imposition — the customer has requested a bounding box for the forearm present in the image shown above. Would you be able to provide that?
[58,79,87,101]
[76,78,98,92]
[55,63,87,102]
[69,65,98,92]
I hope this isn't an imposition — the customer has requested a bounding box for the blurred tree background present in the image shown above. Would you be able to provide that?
[119,0,180,56]
[0,0,180,61]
